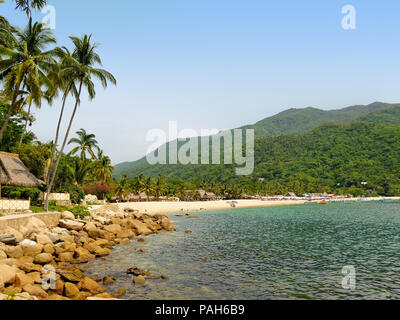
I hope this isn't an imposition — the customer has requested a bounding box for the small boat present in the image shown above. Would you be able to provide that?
[318,201,329,205]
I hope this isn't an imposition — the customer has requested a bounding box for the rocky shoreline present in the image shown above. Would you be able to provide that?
[0,204,176,300]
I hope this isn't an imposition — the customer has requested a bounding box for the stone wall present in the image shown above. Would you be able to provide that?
[0,212,61,231]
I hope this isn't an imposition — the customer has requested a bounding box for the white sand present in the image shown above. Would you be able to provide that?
[115,199,306,215]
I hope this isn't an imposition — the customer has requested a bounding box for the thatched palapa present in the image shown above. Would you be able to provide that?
[0,152,43,193]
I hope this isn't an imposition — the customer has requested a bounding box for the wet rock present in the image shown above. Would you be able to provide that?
[136,248,148,253]
[94,247,111,257]
[64,282,80,298]
[185,229,193,234]
[74,247,95,262]
[58,268,83,283]
[127,219,152,235]
[113,288,127,298]
[159,216,176,231]
[78,277,106,294]
[103,276,116,285]
[126,266,151,277]
[133,275,146,286]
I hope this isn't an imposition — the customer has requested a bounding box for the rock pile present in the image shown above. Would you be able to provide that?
[0,206,176,300]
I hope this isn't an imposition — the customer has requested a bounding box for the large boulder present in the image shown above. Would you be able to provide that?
[61,211,75,220]
[35,234,53,245]
[58,252,74,263]
[133,275,146,286]
[159,216,176,231]
[116,229,134,239]
[0,249,7,260]
[59,219,84,231]
[43,243,55,255]
[94,247,111,257]
[78,277,106,294]
[4,245,24,259]
[25,217,47,236]
[104,224,122,234]
[34,253,53,265]
[74,247,95,263]
[23,284,48,299]
[1,227,24,243]
[0,264,17,284]
[0,234,18,246]
[128,219,152,235]
[15,273,35,287]
[20,240,43,257]
[64,282,80,298]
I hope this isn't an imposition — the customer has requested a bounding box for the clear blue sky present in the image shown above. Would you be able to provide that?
[2,0,400,163]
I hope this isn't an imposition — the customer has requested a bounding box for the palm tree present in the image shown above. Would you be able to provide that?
[45,34,116,210]
[0,22,56,142]
[68,157,91,186]
[115,175,129,201]
[68,128,98,161]
[133,173,146,194]
[45,46,78,184]
[18,77,55,146]
[93,149,114,183]
[14,0,47,27]
[143,177,153,201]
[153,174,166,200]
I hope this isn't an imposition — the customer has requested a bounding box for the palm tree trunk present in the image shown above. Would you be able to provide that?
[0,81,22,142]
[45,80,83,211]
[46,88,70,184]
[18,101,32,146]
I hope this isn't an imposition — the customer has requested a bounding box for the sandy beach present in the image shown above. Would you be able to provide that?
[115,199,307,215]
[110,197,400,215]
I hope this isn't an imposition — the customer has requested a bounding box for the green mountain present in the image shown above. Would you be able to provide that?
[241,101,393,137]
[114,102,400,194]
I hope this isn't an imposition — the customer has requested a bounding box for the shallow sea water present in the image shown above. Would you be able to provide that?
[83,202,400,300]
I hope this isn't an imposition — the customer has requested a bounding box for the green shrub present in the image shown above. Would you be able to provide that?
[30,204,69,213]
[70,206,90,218]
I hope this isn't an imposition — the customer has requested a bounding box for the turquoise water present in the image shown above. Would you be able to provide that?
[84,202,400,300]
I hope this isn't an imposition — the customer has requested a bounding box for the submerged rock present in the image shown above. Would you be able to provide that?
[133,275,146,286]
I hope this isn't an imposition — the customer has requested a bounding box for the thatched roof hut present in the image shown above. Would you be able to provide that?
[0,152,43,196]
